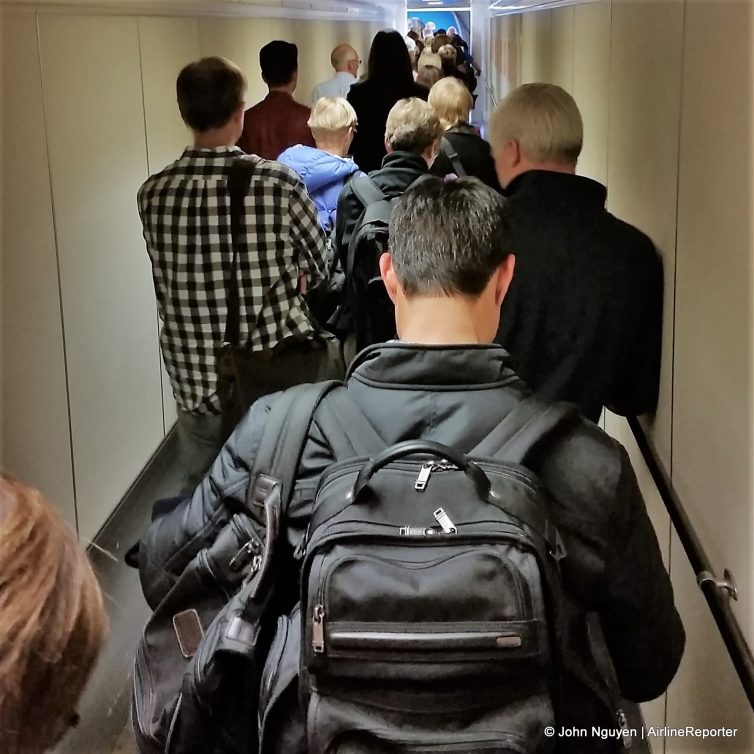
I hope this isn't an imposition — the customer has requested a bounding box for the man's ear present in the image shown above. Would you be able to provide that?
[234,102,246,124]
[494,254,516,306]
[508,139,522,167]
[379,252,400,303]
[384,137,394,155]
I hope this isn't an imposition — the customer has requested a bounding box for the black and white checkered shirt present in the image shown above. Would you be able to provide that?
[138,146,327,416]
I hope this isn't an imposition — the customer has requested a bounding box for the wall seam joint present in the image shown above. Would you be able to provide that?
[34,9,80,535]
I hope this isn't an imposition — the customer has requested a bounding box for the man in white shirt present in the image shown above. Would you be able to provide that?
[311,44,360,103]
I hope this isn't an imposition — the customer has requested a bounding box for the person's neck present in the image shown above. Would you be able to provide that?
[397,298,487,345]
[318,141,347,158]
[268,84,294,96]
[193,128,237,149]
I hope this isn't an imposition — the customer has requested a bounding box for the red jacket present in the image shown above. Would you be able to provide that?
[238,91,315,159]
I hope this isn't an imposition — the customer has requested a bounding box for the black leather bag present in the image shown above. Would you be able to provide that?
[216,158,344,439]
[131,381,340,754]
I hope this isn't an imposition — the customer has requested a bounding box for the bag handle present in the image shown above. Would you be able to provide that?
[351,440,491,501]
[223,157,256,347]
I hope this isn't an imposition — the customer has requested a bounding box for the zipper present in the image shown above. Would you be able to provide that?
[364,730,527,753]
[616,708,633,749]
[315,458,542,506]
[324,627,523,652]
[228,536,262,572]
[312,604,326,653]
[133,640,157,743]
[261,614,290,712]
[414,461,458,491]
[433,507,457,534]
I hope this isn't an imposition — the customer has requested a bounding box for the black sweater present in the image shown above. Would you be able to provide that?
[495,170,663,421]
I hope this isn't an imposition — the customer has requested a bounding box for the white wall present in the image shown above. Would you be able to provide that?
[489,1,754,749]
[1,6,385,539]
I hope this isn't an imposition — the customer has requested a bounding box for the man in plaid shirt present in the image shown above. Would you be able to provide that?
[138,56,329,489]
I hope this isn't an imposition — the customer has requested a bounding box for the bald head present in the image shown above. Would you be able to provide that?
[331,44,359,73]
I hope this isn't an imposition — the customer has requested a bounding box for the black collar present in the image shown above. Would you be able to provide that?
[378,151,429,172]
[347,342,521,391]
[505,170,607,208]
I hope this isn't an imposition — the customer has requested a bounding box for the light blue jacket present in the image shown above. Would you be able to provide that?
[277,145,362,232]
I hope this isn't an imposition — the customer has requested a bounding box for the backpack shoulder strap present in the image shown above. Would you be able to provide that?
[346,182,392,279]
[247,380,341,512]
[471,395,577,465]
[440,136,467,177]
[350,175,387,208]
[314,386,385,460]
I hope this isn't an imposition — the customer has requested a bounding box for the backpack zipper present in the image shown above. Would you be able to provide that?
[414,461,458,491]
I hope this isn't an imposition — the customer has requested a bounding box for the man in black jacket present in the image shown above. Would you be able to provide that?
[141,177,683,750]
[489,83,663,422]
[333,97,443,274]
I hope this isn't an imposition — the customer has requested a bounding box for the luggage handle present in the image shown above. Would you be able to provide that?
[351,440,490,501]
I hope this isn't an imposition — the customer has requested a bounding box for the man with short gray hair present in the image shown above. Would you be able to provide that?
[311,44,360,103]
[488,82,663,422]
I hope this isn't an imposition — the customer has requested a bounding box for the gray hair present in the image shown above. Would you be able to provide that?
[488,82,583,165]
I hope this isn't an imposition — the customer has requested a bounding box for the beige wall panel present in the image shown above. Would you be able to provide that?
[604,412,670,748]
[670,1,753,737]
[520,9,552,84]
[547,5,574,92]
[137,15,200,434]
[666,535,753,752]
[138,16,199,173]
[489,15,521,101]
[1,9,77,528]
[38,13,164,541]
[607,0,684,466]
[573,1,611,185]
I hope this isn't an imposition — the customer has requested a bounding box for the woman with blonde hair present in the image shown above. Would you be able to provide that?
[0,474,107,753]
[428,76,501,191]
[278,96,362,231]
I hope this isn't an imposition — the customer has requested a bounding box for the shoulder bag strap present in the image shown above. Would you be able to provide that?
[441,136,467,178]
[224,157,256,347]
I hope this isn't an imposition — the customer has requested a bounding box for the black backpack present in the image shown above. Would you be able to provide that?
[345,177,407,351]
[256,390,630,753]
[131,381,341,754]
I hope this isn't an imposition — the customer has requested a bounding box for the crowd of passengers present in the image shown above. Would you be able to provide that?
[1,25,681,754]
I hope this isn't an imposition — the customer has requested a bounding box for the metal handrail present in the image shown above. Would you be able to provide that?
[626,415,754,710]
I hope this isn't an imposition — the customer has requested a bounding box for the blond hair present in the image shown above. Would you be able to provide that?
[417,50,442,71]
[428,77,473,130]
[0,475,107,754]
[488,82,583,164]
[307,96,358,141]
[438,44,457,64]
[385,98,443,153]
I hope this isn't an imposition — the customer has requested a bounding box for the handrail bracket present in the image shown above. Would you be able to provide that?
[697,568,739,601]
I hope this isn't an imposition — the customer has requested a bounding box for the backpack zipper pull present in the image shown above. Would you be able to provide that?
[415,462,434,491]
[312,604,326,654]
[433,507,457,534]
[617,709,632,748]
[228,537,262,572]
